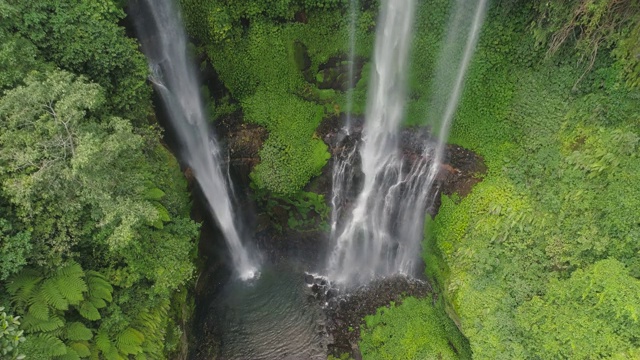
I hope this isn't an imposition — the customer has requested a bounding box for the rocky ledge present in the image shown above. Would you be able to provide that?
[304,273,434,360]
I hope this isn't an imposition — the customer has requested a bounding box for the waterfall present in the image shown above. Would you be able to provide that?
[427,0,488,179]
[344,0,358,132]
[328,0,418,285]
[132,0,258,280]
[327,0,487,286]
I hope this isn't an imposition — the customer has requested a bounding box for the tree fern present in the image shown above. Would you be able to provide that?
[5,263,115,359]
[22,333,67,359]
[65,322,93,341]
[21,313,64,332]
[77,301,100,321]
[6,269,42,309]
[68,341,91,357]
[115,327,144,355]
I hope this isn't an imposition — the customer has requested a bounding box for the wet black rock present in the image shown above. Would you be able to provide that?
[304,273,315,285]
[326,288,339,300]
[323,275,433,359]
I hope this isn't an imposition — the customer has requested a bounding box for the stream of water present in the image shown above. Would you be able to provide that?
[344,0,358,132]
[133,0,487,356]
[327,0,487,287]
[328,0,418,286]
[132,0,258,280]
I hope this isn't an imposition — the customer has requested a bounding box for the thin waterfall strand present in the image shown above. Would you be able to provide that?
[133,0,258,280]
[344,0,358,132]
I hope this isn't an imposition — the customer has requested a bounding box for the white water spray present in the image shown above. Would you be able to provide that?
[133,0,258,280]
[427,0,488,178]
[344,0,358,131]
[327,0,487,286]
[328,0,417,285]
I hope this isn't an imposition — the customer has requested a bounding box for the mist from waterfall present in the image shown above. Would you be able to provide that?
[327,0,487,286]
[132,0,258,280]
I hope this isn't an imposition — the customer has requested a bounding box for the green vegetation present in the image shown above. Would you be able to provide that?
[0,1,198,358]
[6,0,151,120]
[253,189,330,232]
[1,306,26,359]
[2,0,639,358]
[423,1,640,359]
[360,297,471,360]
[182,0,374,197]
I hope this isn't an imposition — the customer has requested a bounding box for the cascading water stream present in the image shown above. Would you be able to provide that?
[327,0,487,286]
[328,0,418,285]
[426,0,488,184]
[344,0,358,132]
[132,0,258,280]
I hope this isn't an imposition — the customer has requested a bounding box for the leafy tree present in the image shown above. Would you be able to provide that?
[0,70,167,266]
[0,216,31,282]
[0,70,104,267]
[6,0,151,120]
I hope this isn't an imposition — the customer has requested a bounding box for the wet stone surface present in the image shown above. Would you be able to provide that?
[305,273,434,359]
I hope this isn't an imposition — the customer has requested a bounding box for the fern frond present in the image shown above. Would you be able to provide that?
[153,203,171,222]
[53,277,87,306]
[56,262,84,279]
[22,313,64,333]
[104,347,125,360]
[143,187,165,201]
[55,347,80,360]
[85,270,107,281]
[23,333,67,357]
[77,301,100,321]
[49,326,65,339]
[53,263,87,305]
[88,297,107,309]
[135,299,170,358]
[28,301,50,321]
[68,341,91,357]
[86,271,113,303]
[94,330,112,352]
[7,269,43,307]
[115,327,144,355]
[65,322,93,341]
[40,281,69,311]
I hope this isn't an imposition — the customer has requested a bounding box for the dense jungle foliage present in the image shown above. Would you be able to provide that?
[0,0,199,358]
[1,0,639,359]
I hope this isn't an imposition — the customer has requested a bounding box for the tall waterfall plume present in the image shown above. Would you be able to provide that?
[327,0,487,286]
[344,0,359,132]
[132,0,258,280]
[328,0,418,285]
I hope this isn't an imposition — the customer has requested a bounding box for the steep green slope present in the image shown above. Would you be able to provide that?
[425,2,640,359]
